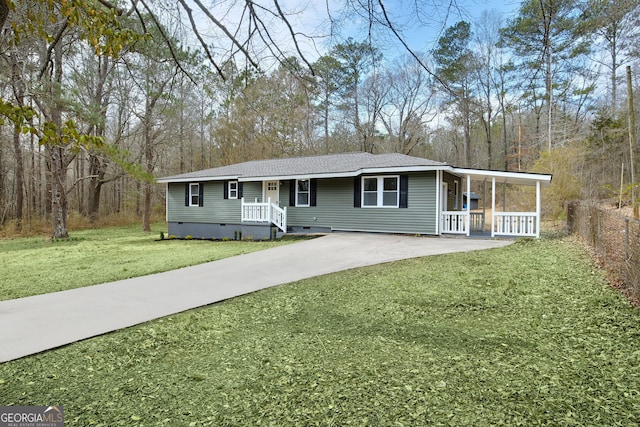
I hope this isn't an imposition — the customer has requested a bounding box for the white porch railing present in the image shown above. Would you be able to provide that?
[470,212,485,232]
[241,198,287,233]
[493,212,537,237]
[270,203,287,233]
[441,211,469,234]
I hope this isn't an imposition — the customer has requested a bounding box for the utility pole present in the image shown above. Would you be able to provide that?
[627,66,638,219]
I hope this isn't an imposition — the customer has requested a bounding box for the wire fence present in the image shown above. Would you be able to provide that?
[566,201,640,300]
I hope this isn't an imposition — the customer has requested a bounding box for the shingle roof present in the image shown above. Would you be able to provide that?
[157,152,449,182]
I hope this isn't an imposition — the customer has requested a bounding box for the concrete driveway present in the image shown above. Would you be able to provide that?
[0,233,511,362]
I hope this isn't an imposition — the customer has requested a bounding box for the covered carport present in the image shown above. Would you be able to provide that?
[440,168,553,238]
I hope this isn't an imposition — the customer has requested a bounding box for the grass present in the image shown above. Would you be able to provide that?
[0,236,638,425]
[0,223,294,301]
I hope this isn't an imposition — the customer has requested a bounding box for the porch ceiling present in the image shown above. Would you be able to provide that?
[450,168,552,187]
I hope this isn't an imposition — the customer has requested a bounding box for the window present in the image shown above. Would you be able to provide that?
[362,176,399,207]
[228,181,238,199]
[296,179,310,207]
[189,183,200,206]
[453,180,459,210]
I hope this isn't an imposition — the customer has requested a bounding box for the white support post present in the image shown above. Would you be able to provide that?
[491,177,496,238]
[435,170,441,235]
[466,174,471,236]
[536,180,541,238]
[282,206,287,232]
[267,197,272,224]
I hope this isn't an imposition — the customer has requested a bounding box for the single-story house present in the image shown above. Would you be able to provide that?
[157,152,552,239]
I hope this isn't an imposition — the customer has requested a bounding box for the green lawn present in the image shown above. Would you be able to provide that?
[0,236,638,425]
[0,224,296,301]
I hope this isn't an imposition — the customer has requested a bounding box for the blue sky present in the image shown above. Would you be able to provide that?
[188,0,523,68]
[335,0,522,58]
[270,0,524,63]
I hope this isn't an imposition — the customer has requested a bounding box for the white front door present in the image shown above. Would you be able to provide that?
[264,181,279,205]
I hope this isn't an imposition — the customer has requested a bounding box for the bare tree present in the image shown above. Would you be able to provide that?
[475,10,503,169]
[580,0,640,114]
[380,54,437,155]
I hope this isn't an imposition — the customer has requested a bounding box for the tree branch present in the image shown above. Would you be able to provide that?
[138,0,197,85]
[39,20,69,80]
[66,175,100,195]
[376,0,450,92]
[189,0,259,70]
[95,0,125,15]
[272,0,315,74]
[177,0,225,79]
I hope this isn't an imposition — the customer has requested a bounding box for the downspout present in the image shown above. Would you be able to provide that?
[491,177,496,238]
[165,183,169,223]
[482,181,487,231]
[435,170,441,235]
[466,174,471,236]
[536,180,541,238]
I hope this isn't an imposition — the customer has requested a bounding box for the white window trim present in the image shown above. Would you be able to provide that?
[189,183,200,207]
[362,175,400,208]
[296,179,310,207]
[228,181,238,199]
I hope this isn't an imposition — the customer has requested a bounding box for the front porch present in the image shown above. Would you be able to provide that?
[439,169,550,238]
[241,197,287,233]
[441,211,539,237]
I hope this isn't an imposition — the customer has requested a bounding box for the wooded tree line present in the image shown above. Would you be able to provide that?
[1,0,639,237]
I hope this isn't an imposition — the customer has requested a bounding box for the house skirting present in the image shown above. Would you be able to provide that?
[287,225,332,234]
[168,222,283,240]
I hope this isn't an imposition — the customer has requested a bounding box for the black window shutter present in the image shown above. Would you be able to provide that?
[289,179,296,206]
[223,180,228,199]
[185,183,189,206]
[353,177,361,208]
[310,179,317,207]
[238,182,243,198]
[399,175,408,208]
[198,182,204,207]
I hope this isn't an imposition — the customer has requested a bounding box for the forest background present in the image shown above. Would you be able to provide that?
[0,0,638,238]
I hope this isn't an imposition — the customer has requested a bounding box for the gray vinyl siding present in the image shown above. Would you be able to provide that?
[242,182,262,202]
[167,181,252,223]
[282,172,438,234]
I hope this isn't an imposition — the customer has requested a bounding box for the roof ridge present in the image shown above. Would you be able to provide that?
[157,152,448,182]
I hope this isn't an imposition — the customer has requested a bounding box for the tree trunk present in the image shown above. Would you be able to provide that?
[49,40,69,239]
[0,129,4,222]
[142,182,152,232]
[87,153,107,221]
[85,54,110,220]
[49,146,69,238]
[544,13,553,152]
[11,51,25,230]
[142,105,153,232]
[611,38,617,114]
[0,0,8,30]
[13,125,24,230]
[485,97,492,169]
[627,66,638,219]
[463,95,472,168]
